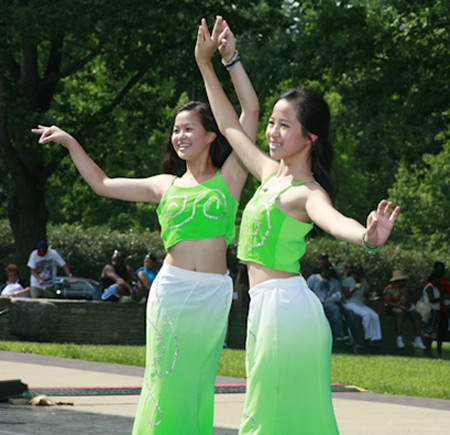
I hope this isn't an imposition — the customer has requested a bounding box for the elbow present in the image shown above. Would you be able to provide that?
[243,104,260,120]
[91,185,107,196]
[90,178,111,197]
[252,100,260,116]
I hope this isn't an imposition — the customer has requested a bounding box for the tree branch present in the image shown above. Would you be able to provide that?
[40,40,104,87]
[20,43,40,108]
[76,64,152,140]
[0,53,20,81]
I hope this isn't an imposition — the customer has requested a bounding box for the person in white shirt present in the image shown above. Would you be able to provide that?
[307,264,356,341]
[0,264,30,298]
[27,240,76,298]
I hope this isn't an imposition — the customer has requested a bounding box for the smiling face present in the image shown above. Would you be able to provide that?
[265,99,313,160]
[171,110,216,162]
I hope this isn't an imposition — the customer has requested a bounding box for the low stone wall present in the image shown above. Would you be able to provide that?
[0,299,248,348]
[0,298,146,345]
[1,299,443,354]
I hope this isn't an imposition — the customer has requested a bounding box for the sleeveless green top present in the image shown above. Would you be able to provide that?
[237,175,316,273]
[157,171,239,251]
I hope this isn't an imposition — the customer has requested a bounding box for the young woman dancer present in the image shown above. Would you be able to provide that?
[196,16,400,434]
[32,63,258,434]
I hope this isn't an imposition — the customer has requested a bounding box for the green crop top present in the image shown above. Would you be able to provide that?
[157,171,239,251]
[237,176,317,273]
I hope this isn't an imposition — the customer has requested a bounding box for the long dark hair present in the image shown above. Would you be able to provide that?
[276,88,335,201]
[160,101,232,176]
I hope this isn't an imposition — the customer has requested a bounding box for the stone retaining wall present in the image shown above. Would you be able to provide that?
[0,299,248,348]
[1,299,445,355]
[0,299,146,345]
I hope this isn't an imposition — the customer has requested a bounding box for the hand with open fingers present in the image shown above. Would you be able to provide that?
[364,199,400,247]
[195,17,220,66]
[218,18,236,62]
[31,125,72,148]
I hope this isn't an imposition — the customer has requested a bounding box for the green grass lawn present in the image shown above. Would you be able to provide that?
[1,341,449,399]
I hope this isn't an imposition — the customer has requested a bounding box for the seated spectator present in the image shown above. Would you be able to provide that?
[421,272,443,358]
[383,270,426,349]
[339,261,354,286]
[27,240,76,298]
[0,264,31,298]
[310,252,338,279]
[342,264,382,346]
[100,250,144,302]
[426,262,450,358]
[136,252,159,299]
[307,264,356,341]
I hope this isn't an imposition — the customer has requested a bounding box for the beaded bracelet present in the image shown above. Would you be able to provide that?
[221,50,240,71]
[226,56,240,71]
[362,232,381,253]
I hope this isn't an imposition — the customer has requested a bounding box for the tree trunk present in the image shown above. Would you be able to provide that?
[8,178,48,285]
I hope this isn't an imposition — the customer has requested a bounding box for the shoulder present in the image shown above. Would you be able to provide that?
[301,182,332,205]
[307,273,319,283]
[152,173,175,183]
[283,181,330,212]
[50,249,65,261]
[101,263,114,273]
[150,174,177,199]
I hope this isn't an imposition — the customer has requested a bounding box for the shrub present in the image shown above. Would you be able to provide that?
[0,220,165,282]
[303,236,449,302]
[47,224,165,280]
[0,219,448,298]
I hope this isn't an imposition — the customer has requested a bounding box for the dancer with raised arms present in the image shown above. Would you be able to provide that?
[196,16,400,434]
[32,48,259,434]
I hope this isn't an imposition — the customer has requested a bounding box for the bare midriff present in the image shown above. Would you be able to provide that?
[164,236,228,275]
[247,261,298,288]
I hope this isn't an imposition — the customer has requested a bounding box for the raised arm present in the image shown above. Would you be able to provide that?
[196,17,278,182]
[305,186,400,249]
[32,125,171,203]
[217,17,259,142]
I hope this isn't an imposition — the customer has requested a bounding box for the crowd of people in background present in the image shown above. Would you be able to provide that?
[223,249,450,360]
[2,243,450,356]
[0,241,160,304]
[304,253,449,357]
[1,242,449,360]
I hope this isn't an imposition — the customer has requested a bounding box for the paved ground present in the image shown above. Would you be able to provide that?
[0,350,449,434]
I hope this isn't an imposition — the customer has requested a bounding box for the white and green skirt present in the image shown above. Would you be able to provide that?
[133,263,232,435]
[240,275,339,434]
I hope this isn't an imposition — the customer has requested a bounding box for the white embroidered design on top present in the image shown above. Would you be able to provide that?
[246,203,271,248]
[166,189,227,229]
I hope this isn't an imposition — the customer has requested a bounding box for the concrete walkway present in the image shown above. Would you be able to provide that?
[0,351,449,434]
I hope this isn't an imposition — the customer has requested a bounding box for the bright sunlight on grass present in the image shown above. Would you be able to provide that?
[1,341,449,399]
